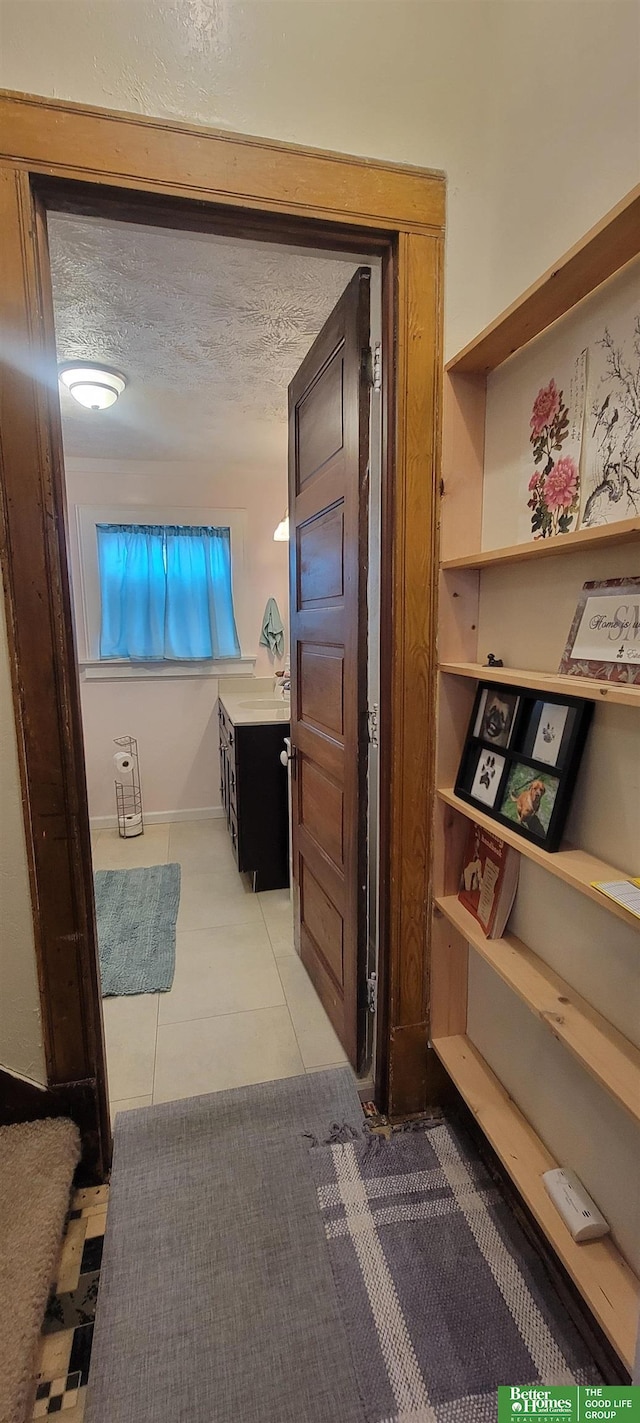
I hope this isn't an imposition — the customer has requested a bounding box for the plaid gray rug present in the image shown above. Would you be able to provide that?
[85,1069,367,1423]
[310,1122,602,1422]
[94,863,180,995]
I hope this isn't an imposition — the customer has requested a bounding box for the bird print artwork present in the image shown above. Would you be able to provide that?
[581,312,640,527]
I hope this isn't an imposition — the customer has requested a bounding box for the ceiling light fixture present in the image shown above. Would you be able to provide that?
[58,363,126,411]
[273,512,289,542]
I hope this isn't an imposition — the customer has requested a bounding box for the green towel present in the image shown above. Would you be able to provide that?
[259,597,285,657]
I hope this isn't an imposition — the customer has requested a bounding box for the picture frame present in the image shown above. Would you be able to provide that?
[454,680,593,851]
[559,577,640,686]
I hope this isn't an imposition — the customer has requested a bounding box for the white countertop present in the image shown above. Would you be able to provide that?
[218,676,291,727]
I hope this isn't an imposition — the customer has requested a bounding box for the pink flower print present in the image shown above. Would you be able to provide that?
[544,456,578,511]
[530,379,560,438]
[528,470,541,490]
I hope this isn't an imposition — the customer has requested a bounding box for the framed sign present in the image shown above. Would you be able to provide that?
[559,577,640,685]
[455,681,593,852]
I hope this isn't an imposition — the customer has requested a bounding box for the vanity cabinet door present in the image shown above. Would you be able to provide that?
[218,703,235,830]
[218,706,290,891]
[234,724,290,891]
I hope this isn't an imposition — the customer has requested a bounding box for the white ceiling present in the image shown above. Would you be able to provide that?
[48,213,361,465]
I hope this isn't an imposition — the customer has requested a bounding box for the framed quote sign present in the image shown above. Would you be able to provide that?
[559,576,640,685]
[455,681,593,852]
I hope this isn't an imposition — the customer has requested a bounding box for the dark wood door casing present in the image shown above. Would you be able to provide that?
[0,95,444,1168]
[288,269,370,1070]
[0,168,109,1177]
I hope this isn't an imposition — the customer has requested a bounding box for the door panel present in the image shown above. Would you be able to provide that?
[299,759,344,868]
[296,349,345,486]
[288,267,370,1068]
[297,503,344,605]
[298,645,344,738]
[300,862,344,989]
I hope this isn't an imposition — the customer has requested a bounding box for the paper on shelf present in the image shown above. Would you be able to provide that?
[591,878,640,919]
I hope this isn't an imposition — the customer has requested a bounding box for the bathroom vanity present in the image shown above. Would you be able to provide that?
[217,683,290,891]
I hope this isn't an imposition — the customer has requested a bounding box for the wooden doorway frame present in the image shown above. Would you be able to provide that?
[0,90,445,1180]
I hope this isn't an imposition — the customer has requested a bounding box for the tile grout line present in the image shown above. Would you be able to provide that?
[266,902,312,1073]
[157,998,292,1029]
[260,896,348,1075]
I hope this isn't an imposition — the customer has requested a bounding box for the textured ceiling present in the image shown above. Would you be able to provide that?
[48,214,360,464]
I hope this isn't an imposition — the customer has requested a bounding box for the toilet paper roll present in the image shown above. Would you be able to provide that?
[123,812,143,839]
[114,750,134,781]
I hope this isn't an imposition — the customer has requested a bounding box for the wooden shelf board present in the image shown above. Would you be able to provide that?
[437,788,640,932]
[445,184,640,375]
[439,662,640,708]
[434,896,640,1123]
[431,1033,640,1370]
[441,517,640,571]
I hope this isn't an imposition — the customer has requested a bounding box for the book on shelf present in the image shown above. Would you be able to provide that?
[458,822,520,938]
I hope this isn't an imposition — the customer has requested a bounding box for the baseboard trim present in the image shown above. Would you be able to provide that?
[90,806,224,830]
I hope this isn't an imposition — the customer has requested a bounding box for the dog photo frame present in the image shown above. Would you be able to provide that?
[455,680,593,851]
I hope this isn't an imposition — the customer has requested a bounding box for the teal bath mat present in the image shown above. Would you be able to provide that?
[94,863,181,996]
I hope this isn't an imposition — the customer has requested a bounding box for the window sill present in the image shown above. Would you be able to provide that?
[80,657,256,682]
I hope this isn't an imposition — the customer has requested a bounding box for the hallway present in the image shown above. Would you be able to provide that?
[92,819,348,1117]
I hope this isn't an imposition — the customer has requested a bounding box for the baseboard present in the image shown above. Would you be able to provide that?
[90,806,224,830]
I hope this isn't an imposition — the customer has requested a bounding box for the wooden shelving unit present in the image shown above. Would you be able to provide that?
[441,516,640,571]
[435,896,640,1123]
[437,789,640,931]
[431,1034,640,1371]
[440,662,640,708]
[432,187,640,1372]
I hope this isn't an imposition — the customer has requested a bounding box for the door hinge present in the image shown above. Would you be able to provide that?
[367,972,378,1014]
[364,342,382,392]
[367,703,378,746]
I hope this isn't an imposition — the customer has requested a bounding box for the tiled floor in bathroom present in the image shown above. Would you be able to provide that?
[91,818,348,1120]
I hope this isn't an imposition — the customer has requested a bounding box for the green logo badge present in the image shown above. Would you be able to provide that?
[497,1385,640,1421]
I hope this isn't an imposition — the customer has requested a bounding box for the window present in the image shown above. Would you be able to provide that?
[96,523,241,662]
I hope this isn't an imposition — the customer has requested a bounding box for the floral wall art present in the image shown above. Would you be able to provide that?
[527,350,586,539]
[580,310,640,527]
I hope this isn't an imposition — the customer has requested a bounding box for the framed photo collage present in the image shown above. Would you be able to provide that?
[455,681,594,852]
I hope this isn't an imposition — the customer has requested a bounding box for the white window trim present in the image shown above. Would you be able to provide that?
[71,503,255,681]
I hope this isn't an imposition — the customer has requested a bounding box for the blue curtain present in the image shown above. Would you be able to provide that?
[165,526,241,660]
[97,524,166,660]
[96,523,241,661]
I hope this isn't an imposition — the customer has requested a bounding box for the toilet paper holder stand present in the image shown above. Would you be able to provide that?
[114,735,144,839]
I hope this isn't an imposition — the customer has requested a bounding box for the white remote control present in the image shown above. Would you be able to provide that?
[542,1168,610,1242]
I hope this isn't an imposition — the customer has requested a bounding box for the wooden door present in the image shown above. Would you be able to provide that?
[288,267,371,1069]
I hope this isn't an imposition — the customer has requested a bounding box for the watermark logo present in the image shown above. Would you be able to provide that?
[497,1385,639,1422]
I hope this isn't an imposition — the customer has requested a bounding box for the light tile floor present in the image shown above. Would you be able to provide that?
[92,819,348,1118]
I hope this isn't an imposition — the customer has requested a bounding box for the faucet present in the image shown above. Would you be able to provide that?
[274,670,290,698]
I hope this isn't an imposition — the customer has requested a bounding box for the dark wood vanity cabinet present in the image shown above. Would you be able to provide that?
[218,700,290,891]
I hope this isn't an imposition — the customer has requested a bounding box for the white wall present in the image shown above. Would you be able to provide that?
[64,458,289,821]
[2,1,638,362]
[0,0,638,1093]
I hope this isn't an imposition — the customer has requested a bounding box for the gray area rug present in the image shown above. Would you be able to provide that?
[86,1073,601,1423]
[94,863,180,995]
[310,1122,602,1422]
[85,1069,367,1423]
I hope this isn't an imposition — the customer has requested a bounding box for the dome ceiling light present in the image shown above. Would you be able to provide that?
[58,363,126,411]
